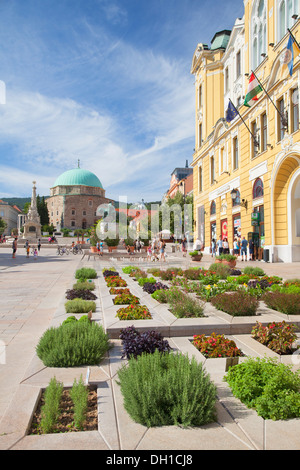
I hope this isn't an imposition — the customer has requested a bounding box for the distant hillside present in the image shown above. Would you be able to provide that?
[0,197,33,209]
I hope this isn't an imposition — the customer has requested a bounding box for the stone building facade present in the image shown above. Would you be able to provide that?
[46,167,112,231]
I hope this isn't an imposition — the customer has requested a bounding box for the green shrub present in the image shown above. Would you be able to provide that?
[70,376,89,430]
[73,280,95,291]
[209,263,232,279]
[137,277,156,286]
[65,299,96,313]
[211,291,258,316]
[262,291,300,315]
[75,268,97,280]
[122,266,139,274]
[36,321,110,367]
[224,357,300,420]
[243,266,265,276]
[62,315,90,326]
[40,377,63,434]
[117,350,217,427]
[151,289,169,303]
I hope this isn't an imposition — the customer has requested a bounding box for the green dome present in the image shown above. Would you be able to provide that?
[53,168,103,189]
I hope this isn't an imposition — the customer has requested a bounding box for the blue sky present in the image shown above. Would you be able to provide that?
[0,0,244,203]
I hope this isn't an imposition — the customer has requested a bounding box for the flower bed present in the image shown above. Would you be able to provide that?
[142,281,169,295]
[65,298,96,313]
[105,276,127,288]
[29,377,97,434]
[224,357,300,420]
[192,333,244,358]
[262,291,300,315]
[116,305,152,320]
[251,321,298,355]
[210,291,258,316]
[109,287,131,295]
[119,326,171,359]
[113,293,140,305]
[66,289,97,300]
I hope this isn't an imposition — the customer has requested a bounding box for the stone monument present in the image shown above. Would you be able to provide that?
[22,181,42,239]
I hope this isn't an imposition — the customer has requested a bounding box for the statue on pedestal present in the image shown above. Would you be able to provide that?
[22,181,42,239]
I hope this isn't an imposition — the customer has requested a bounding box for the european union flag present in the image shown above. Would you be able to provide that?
[226,100,238,123]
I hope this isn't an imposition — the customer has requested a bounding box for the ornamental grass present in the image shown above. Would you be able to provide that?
[262,291,300,315]
[65,298,96,313]
[211,291,258,316]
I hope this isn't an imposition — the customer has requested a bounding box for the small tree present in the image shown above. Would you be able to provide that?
[0,218,7,236]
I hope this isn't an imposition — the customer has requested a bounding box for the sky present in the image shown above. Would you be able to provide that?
[0,0,244,203]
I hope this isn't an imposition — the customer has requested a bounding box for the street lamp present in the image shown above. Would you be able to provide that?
[230,189,248,210]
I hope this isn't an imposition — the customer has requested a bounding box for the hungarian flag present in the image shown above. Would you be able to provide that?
[244,72,263,108]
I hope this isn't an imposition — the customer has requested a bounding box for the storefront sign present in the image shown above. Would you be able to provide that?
[251,212,260,226]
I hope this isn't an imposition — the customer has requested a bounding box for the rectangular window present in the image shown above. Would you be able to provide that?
[233,136,239,170]
[225,67,229,93]
[236,51,241,78]
[251,121,259,158]
[277,98,285,141]
[199,123,202,148]
[291,88,299,133]
[210,156,215,184]
[261,112,267,152]
[198,85,202,108]
[198,166,203,192]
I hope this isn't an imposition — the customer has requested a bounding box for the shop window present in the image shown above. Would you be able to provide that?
[253,178,264,199]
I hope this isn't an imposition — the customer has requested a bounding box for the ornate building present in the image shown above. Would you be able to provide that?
[46,165,112,231]
[191,0,300,262]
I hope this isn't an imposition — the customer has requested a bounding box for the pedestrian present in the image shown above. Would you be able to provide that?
[38,239,41,252]
[160,239,166,262]
[12,237,18,258]
[211,238,216,257]
[26,244,30,258]
[241,237,248,261]
[100,242,104,256]
[223,237,229,254]
[249,239,254,261]
[233,238,239,256]
[33,248,38,260]
[217,236,223,256]
[147,244,152,261]
[182,237,187,257]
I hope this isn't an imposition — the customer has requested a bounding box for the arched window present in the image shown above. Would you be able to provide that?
[232,189,241,207]
[251,0,267,70]
[277,0,299,42]
[210,200,216,216]
[253,178,264,199]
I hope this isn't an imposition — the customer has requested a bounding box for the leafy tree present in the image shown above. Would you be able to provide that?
[0,218,7,235]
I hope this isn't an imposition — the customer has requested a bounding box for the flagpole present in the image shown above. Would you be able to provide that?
[287,28,300,51]
[228,99,259,147]
[251,70,288,131]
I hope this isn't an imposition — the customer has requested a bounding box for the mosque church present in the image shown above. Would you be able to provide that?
[46,163,112,231]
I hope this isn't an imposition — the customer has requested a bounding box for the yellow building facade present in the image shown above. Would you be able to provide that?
[191,0,300,262]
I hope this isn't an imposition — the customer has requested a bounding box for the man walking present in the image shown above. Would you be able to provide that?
[241,236,248,261]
